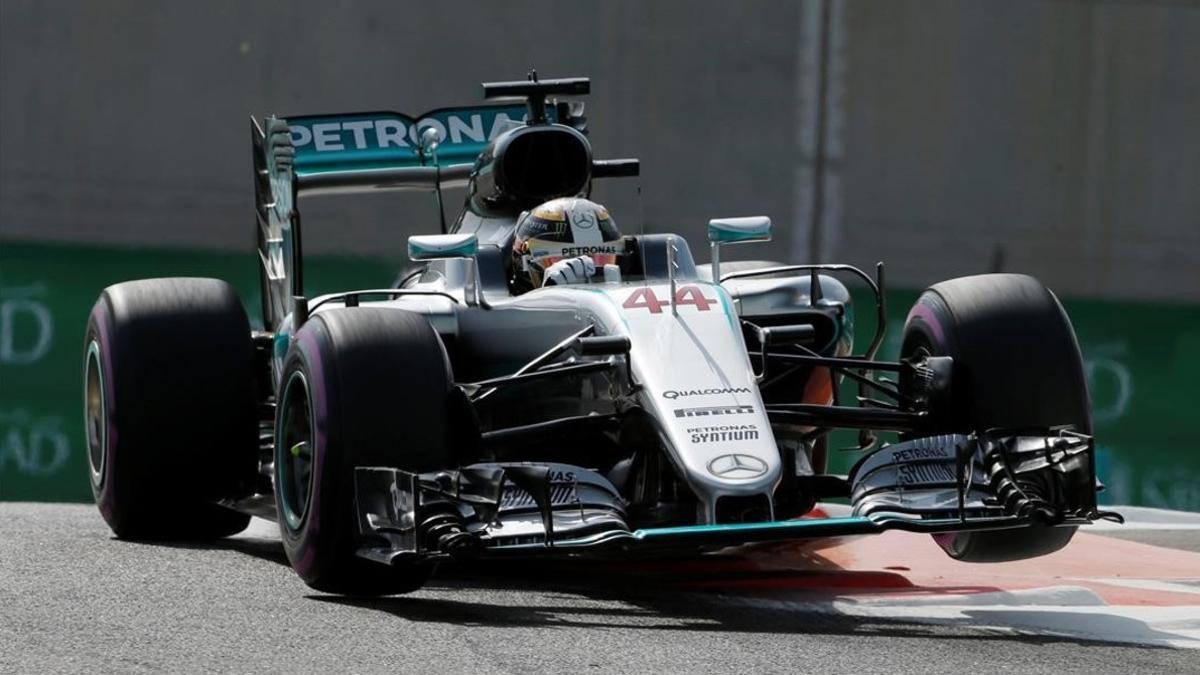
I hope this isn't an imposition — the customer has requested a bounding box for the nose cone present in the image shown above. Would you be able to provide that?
[606,282,782,516]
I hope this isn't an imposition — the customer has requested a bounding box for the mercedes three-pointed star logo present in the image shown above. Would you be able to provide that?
[707,454,768,479]
[572,211,596,230]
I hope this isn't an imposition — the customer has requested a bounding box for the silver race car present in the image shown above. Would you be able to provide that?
[83,74,1119,594]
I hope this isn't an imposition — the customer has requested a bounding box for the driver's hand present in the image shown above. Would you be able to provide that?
[542,256,596,287]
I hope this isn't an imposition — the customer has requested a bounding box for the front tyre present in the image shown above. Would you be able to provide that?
[902,274,1092,562]
[274,308,459,595]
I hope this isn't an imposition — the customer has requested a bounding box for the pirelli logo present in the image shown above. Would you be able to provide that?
[674,405,755,418]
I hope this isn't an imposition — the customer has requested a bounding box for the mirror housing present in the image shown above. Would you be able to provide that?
[708,216,771,282]
[708,216,772,244]
[408,233,478,261]
[408,233,481,306]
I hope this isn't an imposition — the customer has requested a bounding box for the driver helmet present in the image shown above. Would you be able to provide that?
[511,197,623,292]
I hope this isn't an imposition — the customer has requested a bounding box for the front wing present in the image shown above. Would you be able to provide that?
[353,429,1118,565]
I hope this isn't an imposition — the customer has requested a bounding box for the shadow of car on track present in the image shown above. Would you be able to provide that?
[311,586,1179,650]
[118,528,1188,650]
[301,559,1182,649]
[113,532,293,568]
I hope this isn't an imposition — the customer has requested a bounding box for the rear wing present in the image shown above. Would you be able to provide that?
[258,104,532,196]
[251,104,530,328]
[286,104,532,194]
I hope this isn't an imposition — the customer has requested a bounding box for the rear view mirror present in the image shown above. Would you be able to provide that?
[408,233,478,261]
[708,216,772,244]
[708,216,771,281]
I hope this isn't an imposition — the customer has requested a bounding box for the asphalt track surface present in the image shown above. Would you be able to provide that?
[2,503,1198,674]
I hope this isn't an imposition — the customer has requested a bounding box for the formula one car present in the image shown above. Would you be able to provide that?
[84,74,1119,594]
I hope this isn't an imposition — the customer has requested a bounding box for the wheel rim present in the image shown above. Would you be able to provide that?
[277,370,315,531]
[84,340,107,489]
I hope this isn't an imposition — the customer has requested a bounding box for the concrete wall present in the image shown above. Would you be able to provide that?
[832,0,1200,301]
[2,0,1198,300]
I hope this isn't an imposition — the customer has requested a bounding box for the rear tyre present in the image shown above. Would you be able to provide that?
[901,273,1092,562]
[275,308,460,595]
[84,278,256,540]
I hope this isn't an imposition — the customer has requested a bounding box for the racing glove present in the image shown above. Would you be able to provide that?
[542,255,597,287]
